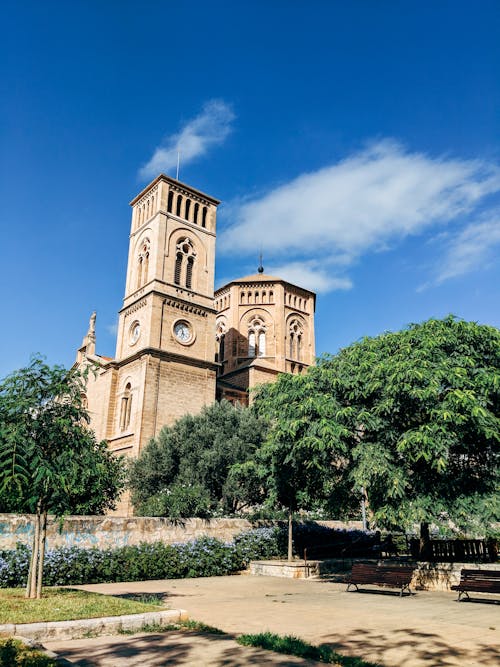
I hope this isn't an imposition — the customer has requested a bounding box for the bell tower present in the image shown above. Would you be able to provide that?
[79,175,220,462]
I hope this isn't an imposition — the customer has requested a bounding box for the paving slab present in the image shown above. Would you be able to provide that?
[46,574,500,666]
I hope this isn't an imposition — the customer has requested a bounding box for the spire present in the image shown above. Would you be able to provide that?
[257,252,264,274]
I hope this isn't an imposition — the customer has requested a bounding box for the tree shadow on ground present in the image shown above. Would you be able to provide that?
[320,626,499,667]
[49,630,322,666]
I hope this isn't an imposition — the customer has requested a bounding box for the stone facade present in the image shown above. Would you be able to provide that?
[75,175,316,512]
[215,272,316,403]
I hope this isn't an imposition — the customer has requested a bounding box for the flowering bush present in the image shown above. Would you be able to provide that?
[0,528,286,588]
[233,526,286,563]
[1,524,374,588]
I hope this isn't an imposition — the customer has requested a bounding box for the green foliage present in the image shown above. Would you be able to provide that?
[254,371,358,517]
[129,400,267,516]
[0,638,57,667]
[0,355,126,597]
[237,632,379,666]
[0,356,126,516]
[257,317,500,534]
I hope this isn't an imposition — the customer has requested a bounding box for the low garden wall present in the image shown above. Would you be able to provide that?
[0,514,362,551]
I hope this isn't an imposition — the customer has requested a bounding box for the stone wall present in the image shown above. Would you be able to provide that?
[0,514,363,551]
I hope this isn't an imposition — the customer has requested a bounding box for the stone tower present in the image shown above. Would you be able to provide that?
[214,270,316,403]
[76,174,219,460]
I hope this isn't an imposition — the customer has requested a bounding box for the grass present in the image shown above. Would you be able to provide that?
[0,637,57,666]
[0,587,166,625]
[237,631,381,667]
[118,618,225,635]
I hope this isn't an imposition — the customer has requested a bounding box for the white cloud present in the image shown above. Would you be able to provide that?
[139,100,235,180]
[220,140,500,292]
[434,213,500,284]
[267,260,353,293]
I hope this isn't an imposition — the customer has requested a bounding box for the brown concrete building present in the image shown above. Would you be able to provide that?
[76,175,316,467]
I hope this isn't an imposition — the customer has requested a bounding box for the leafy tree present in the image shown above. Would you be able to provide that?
[0,356,126,598]
[253,372,356,559]
[257,317,500,549]
[129,400,268,517]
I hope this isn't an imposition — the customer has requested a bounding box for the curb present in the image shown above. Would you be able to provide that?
[0,608,187,642]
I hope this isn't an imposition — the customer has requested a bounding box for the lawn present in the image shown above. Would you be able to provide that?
[0,588,167,624]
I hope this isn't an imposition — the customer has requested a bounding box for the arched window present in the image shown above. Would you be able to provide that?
[174,253,183,285]
[258,331,266,357]
[176,194,182,216]
[202,206,207,228]
[168,191,174,212]
[185,199,191,221]
[136,239,150,289]
[216,321,226,369]
[186,256,194,289]
[193,202,199,224]
[248,317,266,357]
[288,319,304,360]
[173,237,196,288]
[248,331,256,357]
[120,383,132,430]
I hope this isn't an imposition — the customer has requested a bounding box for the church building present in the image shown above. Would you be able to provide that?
[76,174,316,466]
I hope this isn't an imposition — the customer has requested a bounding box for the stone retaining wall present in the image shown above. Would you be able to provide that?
[0,514,363,551]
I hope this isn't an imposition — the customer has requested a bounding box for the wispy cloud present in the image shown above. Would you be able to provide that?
[267,260,353,293]
[139,100,235,180]
[220,140,500,292]
[433,213,500,285]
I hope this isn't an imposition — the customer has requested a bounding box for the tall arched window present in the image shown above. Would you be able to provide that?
[216,320,226,369]
[168,191,174,212]
[186,256,194,289]
[136,239,150,289]
[202,206,207,227]
[288,319,304,361]
[176,194,182,216]
[120,383,132,430]
[248,317,266,357]
[193,202,199,224]
[173,237,196,288]
[248,331,256,357]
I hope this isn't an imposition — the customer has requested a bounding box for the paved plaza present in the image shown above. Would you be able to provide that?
[45,574,499,666]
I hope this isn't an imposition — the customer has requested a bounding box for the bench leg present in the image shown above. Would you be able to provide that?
[457,591,469,602]
[346,583,358,592]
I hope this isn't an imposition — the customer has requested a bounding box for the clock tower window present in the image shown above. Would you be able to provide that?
[173,237,196,289]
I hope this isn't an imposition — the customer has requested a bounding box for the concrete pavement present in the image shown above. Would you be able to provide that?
[45,574,500,666]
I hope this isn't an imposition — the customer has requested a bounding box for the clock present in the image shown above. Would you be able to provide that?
[173,320,192,344]
[130,321,141,345]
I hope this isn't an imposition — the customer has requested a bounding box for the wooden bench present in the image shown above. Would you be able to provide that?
[346,563,415,597]
[450,569,500,602]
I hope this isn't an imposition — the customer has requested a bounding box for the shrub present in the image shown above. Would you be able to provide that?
[0,638,57,666]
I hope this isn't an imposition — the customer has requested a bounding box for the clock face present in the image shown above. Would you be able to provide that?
[130,322,141,344]
[174,320,192,343]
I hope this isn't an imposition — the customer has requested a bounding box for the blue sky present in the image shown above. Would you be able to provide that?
[1,1,500,378]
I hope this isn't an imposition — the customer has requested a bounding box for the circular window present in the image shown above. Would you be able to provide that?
[129,321,141,345]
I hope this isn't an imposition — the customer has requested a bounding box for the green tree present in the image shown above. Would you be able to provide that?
[258,316,500,548]
[129,400,268,517]
[253,371,355,559]
[0,356,126,598]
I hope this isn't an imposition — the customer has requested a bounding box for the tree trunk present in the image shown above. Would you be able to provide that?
[25,511,40,598]
[36,510,48,599]
[287,508,293,562]
[419,522,431,560]
[27,509,41,599]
